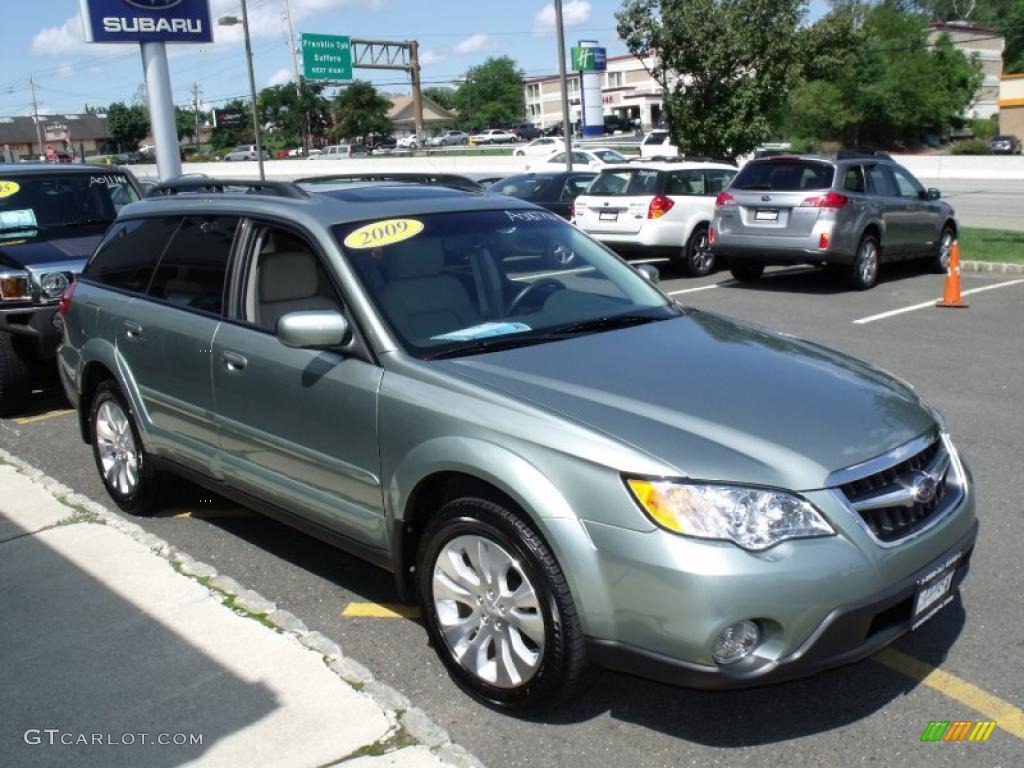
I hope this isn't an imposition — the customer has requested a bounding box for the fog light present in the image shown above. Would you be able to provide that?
[712,620,760,664]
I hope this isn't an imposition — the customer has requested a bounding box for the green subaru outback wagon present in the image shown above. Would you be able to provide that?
[58,177,976,711]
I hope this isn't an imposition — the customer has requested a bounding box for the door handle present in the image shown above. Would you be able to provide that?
[123,321,143,340]
[221,351,247,373]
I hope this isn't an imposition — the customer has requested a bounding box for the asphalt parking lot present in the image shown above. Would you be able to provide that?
[1,260,1021,768]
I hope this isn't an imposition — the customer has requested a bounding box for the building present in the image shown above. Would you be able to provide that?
[928,22,1005,119]
[387,94,455,137]
[998,74,1024,137]
[0,113,113,161]
[524,53,667,132]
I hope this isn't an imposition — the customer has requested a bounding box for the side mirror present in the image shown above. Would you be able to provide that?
[926,188,941,201]
[277,311,350,349]
[636,263,660,284]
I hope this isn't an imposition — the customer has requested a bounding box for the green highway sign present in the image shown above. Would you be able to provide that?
[302,33,352,81]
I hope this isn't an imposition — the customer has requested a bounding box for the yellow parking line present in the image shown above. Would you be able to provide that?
[14,409,75,425]
[342,602,420,619]
[874,647,1024,740]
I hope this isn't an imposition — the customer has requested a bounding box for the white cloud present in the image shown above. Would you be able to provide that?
[266,67,294,87]
[419,49,448,67]
[533,0,591,36]
[55,64,75,79]
[453,34,492,55]
[31,16,96,57]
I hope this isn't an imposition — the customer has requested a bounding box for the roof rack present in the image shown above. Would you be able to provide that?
[834,149,893,161]
[294,172,483,192]
[146,177,309,200]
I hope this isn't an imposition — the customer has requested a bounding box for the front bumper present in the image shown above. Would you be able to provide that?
[0,304,62,359]
[588,520,977,690]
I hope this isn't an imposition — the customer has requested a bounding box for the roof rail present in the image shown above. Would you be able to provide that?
[834,149,893,161]
[294,172,483,192]
[146,177,309,199]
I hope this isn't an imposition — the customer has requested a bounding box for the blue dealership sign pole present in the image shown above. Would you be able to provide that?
[79,0,214,181]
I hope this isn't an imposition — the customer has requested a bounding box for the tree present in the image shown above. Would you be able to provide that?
[616,0,806,160]
[174,105,195,143]
[786,2,983,146]
[330,81,392,141]
[424,86,456,111]
[106,101,149,152]
[452,57,525,130]
[258,81,331,149]
[1003,0,1024,73]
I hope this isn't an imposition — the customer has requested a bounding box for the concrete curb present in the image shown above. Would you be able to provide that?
[0,448,485,768]
[962,260,1024,274]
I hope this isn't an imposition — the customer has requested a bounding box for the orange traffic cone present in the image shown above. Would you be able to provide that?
[936,240,968,308]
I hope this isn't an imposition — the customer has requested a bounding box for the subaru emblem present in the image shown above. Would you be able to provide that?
[908,472,939,505]
[761,194,771,203]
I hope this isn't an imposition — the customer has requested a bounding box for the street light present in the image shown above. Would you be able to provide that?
[219,1,265,180]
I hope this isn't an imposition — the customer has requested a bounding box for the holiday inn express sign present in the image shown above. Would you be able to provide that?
[78,0,213,43]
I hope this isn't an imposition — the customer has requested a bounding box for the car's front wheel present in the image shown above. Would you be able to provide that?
[0,332,32,417]
[89,380,160,515]
[729,260,765,282]
[681,224,716,277]
[848,233,881,290]
[417,497,588,712]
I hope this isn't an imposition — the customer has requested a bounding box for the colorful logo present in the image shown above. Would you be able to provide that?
[920,720,997,742]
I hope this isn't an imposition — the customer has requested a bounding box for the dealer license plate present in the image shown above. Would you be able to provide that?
[599,211,618,221]
[755,209,779,222]
[912,559,958,629]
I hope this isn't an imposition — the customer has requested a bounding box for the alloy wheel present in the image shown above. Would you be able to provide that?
[431,534,545,689]
[858,238,879,286]
[95,399,140,496]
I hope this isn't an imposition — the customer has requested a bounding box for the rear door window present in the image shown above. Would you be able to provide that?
[731,160,834,191]
[147,216,239,315]
[665,170,706,196]
[560,175,594,200]
[83,217,177,293]
[843,166,866,193]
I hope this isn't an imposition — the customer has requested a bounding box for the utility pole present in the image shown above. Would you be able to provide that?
[28,75,45,159]
[281,0,309,153]
[409,40,424,143]
[554,0,573,171]
[190,81,202,146]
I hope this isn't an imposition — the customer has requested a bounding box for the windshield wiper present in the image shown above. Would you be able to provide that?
[548,314,663,337]
[424,333,562,360]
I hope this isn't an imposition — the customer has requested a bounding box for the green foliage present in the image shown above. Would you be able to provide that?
[785,3,983,147]
[969,116,998,139]
[258,81,331,149]
[452,57,525,130]
[174,106,196,143]
[209,98,252,150]
[616,0,805,160]
[330,81,392,141]
[105,101,149,152]
[424,86,456,111]
[948,137,992,153]
[1004,0,1024,73]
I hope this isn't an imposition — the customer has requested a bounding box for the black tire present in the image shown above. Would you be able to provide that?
[0,332,32,417]
[729,260,765,283]
[848,233,881,290]
[929,225,955,275]
[681,224,716,277]
[417,497,588,712]
[89,380,160,515]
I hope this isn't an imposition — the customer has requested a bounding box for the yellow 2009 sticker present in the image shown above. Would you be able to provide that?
[343,218,424,250]
[0,180,20,199]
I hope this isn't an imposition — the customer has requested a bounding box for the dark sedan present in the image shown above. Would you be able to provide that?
[488,171,596,220]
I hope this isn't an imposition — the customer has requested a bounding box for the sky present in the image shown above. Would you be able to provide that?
[0,0,830,116]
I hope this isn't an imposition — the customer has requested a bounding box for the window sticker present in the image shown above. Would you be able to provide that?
[343,218,424,250]
[504,210,561,224]
[89,174,129,187]
[431,322,533,342]
[0,209,38,232]
[0,180,20,199]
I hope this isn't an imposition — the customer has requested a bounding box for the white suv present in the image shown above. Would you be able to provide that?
[572,161,737,276]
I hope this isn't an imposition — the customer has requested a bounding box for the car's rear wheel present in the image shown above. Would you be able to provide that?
[0,332,32,417]
[848,233,881,290]
[729,260,765,282]
[89,380,160,515]
[929,226,955,274]
[417,497,588,712]
[681,225,716,277]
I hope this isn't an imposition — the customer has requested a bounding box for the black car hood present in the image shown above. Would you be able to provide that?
[0,228,104,269]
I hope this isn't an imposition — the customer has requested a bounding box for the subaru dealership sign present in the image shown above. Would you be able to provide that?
[79,0,213,43]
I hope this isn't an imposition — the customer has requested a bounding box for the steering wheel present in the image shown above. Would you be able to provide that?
[509,278,565,316]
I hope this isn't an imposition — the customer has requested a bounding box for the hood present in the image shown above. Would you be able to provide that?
[433,311,934,490]
[0,229,102,270]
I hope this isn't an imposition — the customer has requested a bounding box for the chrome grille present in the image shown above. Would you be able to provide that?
[838,437,956,544]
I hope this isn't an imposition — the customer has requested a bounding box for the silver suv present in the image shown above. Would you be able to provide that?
[710,153,957,289]
[58,177,976,711]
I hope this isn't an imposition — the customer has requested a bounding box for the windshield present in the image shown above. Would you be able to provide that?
[0,172,139,234]
[593,150,628,163]
[731,160,835,191]
[333,209,676,359]
[489,176,551,197]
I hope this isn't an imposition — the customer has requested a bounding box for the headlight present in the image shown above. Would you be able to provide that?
[626,478,834,551]
[0,271,30,301]
[40,272,70,299]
